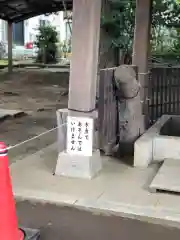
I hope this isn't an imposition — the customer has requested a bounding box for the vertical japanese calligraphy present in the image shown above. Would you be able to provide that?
[70,120,76,151]
[67,116,93,156]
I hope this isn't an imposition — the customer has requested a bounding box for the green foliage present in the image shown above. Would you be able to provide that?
[152,52,180,64]
[57,40,72,58]
[35,24,58,64]
[172,28,180,52]
[151,26,175,52]
[152,0,180,27]
[101,0,135,51]
[101,0,180,55]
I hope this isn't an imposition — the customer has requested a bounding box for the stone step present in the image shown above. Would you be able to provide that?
[149,159,180,194]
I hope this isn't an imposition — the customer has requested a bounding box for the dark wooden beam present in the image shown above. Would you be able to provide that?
[0,0,73,22]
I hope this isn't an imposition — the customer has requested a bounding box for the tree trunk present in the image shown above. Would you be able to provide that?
[99,0,116,69]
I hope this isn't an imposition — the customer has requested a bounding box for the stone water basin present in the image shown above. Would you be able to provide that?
[134,115,180,168]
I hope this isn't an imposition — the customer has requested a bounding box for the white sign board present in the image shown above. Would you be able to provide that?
[67,116,93,157]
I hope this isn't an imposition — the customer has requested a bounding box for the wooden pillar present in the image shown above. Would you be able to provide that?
[68,0,101,112]
[99,0,116,69]
[8,21,13,73]
[132,0,152,116]
[55,0,102,179]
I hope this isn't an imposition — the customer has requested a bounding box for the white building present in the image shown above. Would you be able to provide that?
[0,11,72,45]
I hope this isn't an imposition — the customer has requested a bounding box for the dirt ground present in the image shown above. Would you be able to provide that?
[0,69,69,161]
[2,69,180,240]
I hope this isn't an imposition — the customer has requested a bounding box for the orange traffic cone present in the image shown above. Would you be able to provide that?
[0,142,25,240]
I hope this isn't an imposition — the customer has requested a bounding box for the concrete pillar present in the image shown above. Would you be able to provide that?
[132,0,152,116]
[55,0,102,179]
[8,21,13,73]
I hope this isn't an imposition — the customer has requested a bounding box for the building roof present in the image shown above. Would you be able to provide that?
[0,0,73,22]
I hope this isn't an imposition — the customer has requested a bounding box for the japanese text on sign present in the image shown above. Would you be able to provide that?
[67,116,93,156]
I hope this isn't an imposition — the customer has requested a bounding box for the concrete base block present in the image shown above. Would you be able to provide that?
[134,115,171,168]
[20,227,40,240]
[153,137,180,161]
[134,137,153,168]
[55,150,102,179]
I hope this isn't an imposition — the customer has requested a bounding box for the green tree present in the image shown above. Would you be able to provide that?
[101,0,180,61]
[153,0,180,27]
[35,24,58,64]
[172,28,180,53]
[101,0,135,53]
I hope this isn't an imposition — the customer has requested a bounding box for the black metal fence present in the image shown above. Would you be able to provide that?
[148,67,180,124]
[98,66,180,150]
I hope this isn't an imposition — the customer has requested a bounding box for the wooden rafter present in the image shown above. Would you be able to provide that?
[0,0,73,22]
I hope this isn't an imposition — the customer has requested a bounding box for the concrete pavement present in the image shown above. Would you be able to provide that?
[9,143,180,227]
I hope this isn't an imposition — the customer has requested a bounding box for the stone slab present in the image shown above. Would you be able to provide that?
[150,159,180,193]
[25,66,40,69]
[0,109,25,120]
[21,227,40,240]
